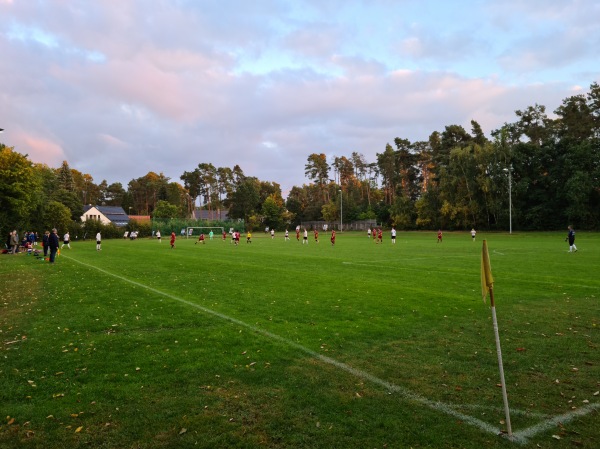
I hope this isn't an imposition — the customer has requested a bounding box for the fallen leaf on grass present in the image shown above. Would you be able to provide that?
[75,426,83,433]
[552,435,561,440]
[7,417,15,425]
[516,347,526,352]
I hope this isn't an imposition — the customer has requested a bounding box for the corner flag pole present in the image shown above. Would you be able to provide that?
[481,240,513,437]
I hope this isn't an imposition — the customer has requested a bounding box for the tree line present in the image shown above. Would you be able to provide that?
[1,82,599,238]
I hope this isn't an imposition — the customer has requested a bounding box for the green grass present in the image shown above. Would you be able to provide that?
[1,231,598,448]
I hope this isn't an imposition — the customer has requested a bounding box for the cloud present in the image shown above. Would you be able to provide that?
[20,133,65,166]
[0,0,596,196]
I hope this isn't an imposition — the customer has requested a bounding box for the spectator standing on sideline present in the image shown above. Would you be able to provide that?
[566,225,578,252]
[28,231,35,247]
[49,228,59,263]
[10,230,19,254]
[96,232,102,251]
[42,231,50,257]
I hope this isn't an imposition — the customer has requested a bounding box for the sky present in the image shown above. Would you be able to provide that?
[1,0,599,196]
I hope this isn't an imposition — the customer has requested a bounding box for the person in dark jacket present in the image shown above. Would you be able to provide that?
[48,228,59,263]
[42,231,50,257]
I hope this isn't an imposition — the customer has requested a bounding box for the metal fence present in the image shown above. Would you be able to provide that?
[299,219,377,231]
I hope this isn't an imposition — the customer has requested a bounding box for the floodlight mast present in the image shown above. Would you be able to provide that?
[339,189,343,232]
[503,167,512,234]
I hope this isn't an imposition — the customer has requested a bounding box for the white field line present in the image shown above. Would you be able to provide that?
[65,256,598,445]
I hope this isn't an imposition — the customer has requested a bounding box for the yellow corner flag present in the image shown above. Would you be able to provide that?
[481,240,494,303]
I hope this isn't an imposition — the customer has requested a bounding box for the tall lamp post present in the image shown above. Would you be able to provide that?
[503,167,512,234]
[339,189,343,232]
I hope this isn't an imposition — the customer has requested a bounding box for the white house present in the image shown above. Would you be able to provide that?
[81,206,130,227]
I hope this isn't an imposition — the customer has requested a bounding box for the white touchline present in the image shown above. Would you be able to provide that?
[66,256,598,444]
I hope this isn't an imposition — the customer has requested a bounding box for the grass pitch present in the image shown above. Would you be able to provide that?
[1,231,598,448]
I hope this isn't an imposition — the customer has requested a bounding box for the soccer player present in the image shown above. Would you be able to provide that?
[222,230,227,241]
[303,228,308,245]
[367,228,371,238]
[391,227,396,244]
[377,229,383,244]
[247,231,252,243]
[209,230,214,240]
[437,229,443,243]
[284,229,289,241]
[314,229,319,243]
[156,230,161,243]
[566,225,578,252]
[170,232,176,249]
[471,228,476,241]
[96,231,102,251]
[296,228,300,241]
[330,229,336,246]
[61,232,71,249]
[270,229,275,239]
[195,233,205,244]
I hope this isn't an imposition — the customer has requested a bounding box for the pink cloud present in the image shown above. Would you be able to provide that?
[20,133,65,166]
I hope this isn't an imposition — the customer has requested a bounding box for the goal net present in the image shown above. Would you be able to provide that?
[185,227,225,239]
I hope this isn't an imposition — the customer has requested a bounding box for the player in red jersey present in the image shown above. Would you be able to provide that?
[437,229,443,243]
[330,230,336,246]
